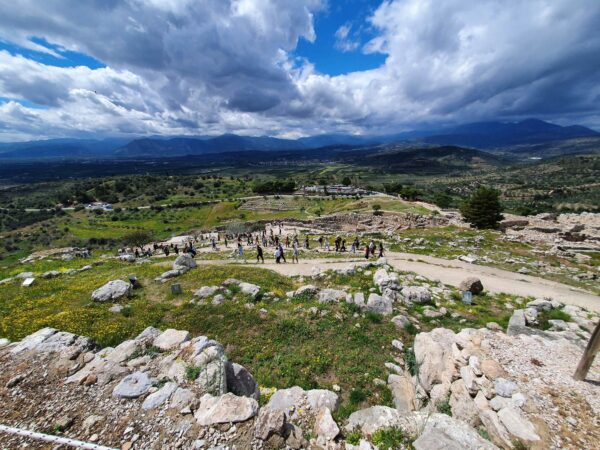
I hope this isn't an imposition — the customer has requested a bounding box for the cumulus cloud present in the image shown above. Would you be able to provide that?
[334,23,360,52]
[0,0,598,140]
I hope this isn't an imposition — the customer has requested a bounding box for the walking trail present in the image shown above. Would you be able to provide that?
[200,251,600,312]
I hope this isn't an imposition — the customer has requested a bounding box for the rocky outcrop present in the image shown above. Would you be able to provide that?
[91,280,131,302]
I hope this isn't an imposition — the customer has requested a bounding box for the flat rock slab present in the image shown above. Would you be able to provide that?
[112,371,152,398]
[153,329,191,350]
[195,393,258,425]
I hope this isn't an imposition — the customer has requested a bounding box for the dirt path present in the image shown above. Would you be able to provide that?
[198,251,600,312]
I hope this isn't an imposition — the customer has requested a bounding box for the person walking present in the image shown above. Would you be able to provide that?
[237,242,244,260]
[256,244,264,263]
[275,245,281,263]
[279,244,287,263]
[364,245,370,260]
[292,241,299,263]
[378,242,384,258]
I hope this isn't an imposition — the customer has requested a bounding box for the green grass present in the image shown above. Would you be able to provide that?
[372,428,413,450]
[539,309,572,330]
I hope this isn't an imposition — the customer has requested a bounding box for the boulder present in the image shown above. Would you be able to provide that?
[494,378,518,398]
[459,277,484,295]
[449,379,480,427]
[353,292,366,307]
[373,269,400,291]
[225,361,259,400]
[254,407,286,441]
[194,393,258,425]
[112,371,152,398]
[10,327,56,354]
[142,382,178,410]
[413,413,497,450]
[414,328,457,392]
[174,254,196,270]
[153,329,191,351]
[401,286,431,304]
[266,386,306,416]
[346,407,427,437]
[388,373,417,413]
[526,298,553,311]
[194,286,221,298]
[239,282,261,298]
[506,310,527,336]
[135,326,162,345]
[498,407,540,442]
[478,408,514,449]
[366,293,393,315]
[391,315,411,330]
[170,387,197,411]
[314,407,339,442]
[91,280,131,303]
[318,288,348,303]
[480,359,506,381]
[306,389,339,412]
[294,285,319,297]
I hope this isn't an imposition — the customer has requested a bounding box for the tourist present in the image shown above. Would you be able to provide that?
[292,241,299,263]
[237,242,244,260]
[364,245,369,260]
[275,245,281,263]
[378,242,384,258]
[256,244,264,263]
[279,244,287,263]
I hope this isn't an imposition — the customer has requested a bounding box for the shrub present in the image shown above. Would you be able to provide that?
[404,347,418,376]
[437,399,452,416]
[185,365,202,381]
[372,428,409,450]
[349,389,367,405]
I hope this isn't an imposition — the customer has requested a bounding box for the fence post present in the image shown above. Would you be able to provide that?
[573,320,600,381]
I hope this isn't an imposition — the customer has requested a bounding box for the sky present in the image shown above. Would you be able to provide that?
[0,0,599,141]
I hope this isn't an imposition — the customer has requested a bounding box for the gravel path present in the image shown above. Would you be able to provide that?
[199,251,600,312]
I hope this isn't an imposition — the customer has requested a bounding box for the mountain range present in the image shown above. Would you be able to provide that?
[0,119,597,160]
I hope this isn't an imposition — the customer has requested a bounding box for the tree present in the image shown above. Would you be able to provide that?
[123,230,154,250]
[460,187,504,229]
[341,176,352,186]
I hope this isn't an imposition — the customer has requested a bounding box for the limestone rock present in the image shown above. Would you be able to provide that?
[413,413,497,450]
[307,389,340,412]
[314,407,339,442]
[388,373,417,413]
[294,285,319,297]
[225,361,259,400]
[459,277,484,295]
[414,328,457,392]
[391,315,410,330]
[91,280,131,303]
[254,407,286,440]
[494,378,517,398]
[345,407,427,436]
[366,293,393,315]
[239,282,261,298]
[401,286,432,304]
[480,359,506,381]
[112,372,152,398]
[194,286,221,298]
[194,393,258,425]
[174,254,196,270]
[449,379,480,427]
[153,329,191,351]
[318,288,348,303]
[142,382,178,410]
[498,407,540,442]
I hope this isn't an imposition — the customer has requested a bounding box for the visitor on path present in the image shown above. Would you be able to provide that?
[211,238,217,251]
[164,246,170,257]
[279,244,287,263]
[285,236,290,247]
[275,246,281,263]
[174,245,179,255]
[237,242,245,260]
[364,245,370,260]
[324,240,330,252]
[378,242,384,258]
[224,237,228,248]
[305,236,310,249]
[292,241,299,263]
[369,240,376,256]
[318,236,324,248]
[190,245,197,257]
[256,244,264,263]
[341,239,347,252]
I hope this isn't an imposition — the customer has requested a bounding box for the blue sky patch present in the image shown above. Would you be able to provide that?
[294,0,387,75]
[0,36,105,69]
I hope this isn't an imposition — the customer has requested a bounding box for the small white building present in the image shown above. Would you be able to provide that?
[85,202,114,211]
